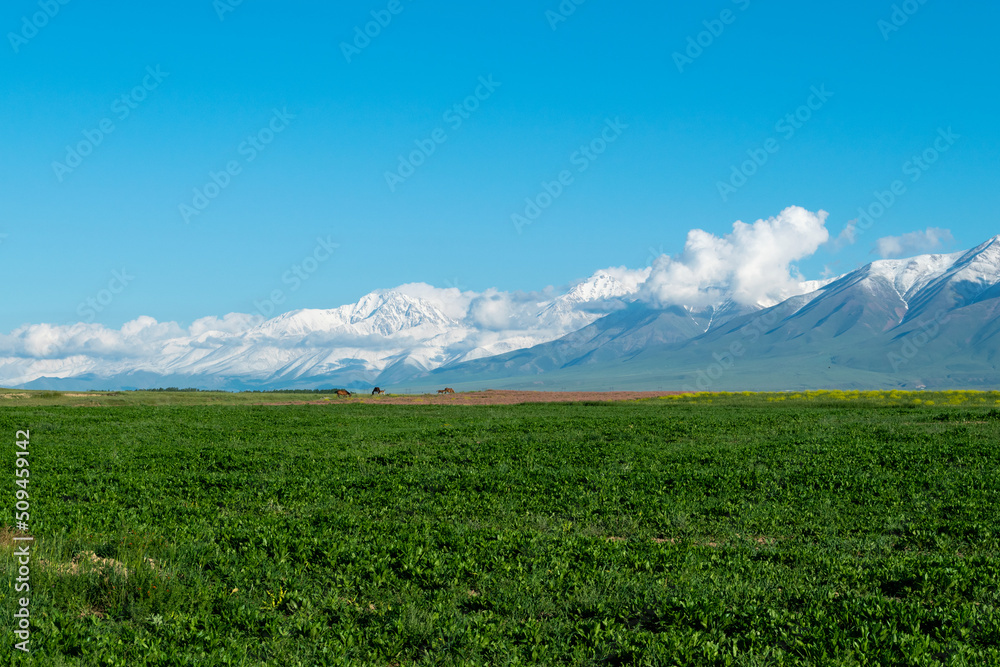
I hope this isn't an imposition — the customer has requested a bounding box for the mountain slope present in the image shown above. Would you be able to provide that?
[421,237,1000,390]
[7,238,1000,392]
[3,274,641,390]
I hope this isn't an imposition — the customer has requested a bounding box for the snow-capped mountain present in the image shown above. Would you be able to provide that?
[1,272,642,390]
[251,291,458,339]
[421,236,1000,390]
[5,236,1000,391]
[533,272,638,331]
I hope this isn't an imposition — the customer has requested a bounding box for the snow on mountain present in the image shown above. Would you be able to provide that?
[252,291,458,339]
[845,251,962,314]
[562,272,636,304]
[777,237,1000,325]
[0,275,643,389]
[533,271,639,332]
[917,235,1000,307]
[4,236,998,391]
[424,236,1000,391]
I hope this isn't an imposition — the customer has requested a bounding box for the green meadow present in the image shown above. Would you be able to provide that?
[2,390,1000,665]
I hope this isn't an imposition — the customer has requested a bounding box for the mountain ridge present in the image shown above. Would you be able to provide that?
[5,237,999,391]
[417,237,1000,391]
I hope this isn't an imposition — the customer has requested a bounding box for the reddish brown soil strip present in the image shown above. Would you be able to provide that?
[261,390,686,406]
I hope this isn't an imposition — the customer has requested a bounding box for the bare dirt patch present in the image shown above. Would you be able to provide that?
[78,605,107,619]
[1,525,32,549]
[262,390,685,406]
[40,551,157,577]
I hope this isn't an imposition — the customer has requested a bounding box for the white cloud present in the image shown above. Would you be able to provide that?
[640,206,830,308]
[873,227,954,259]
[467,293,513,331]
[466,289,546,331]
[189,313,263,337]
[0,205,852,386]
[390,282,475,321]
[393,282,578,335]
[0,318,185,360]
[591,266,652,292]
[829,220,858,250]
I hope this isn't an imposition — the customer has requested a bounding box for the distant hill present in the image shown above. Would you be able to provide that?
[415,237,1000,391]
[7,237,1000,392]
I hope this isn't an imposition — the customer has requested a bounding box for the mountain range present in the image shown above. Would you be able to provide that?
[1,273,643,391]
[422,236,1000,391]
[5,235,1000,392]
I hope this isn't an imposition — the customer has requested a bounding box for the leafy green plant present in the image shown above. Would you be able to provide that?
[2,394,999,664]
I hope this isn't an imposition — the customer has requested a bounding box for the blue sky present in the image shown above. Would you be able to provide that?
[2,0,997,332]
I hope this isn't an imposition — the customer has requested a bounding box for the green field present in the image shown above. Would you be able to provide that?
[2,391,1000,665]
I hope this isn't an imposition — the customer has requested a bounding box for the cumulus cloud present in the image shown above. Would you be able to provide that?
[392,282,579,334]
[0,318,185,360]
[828,220,859,250]
[873,227,954,259]
[0,205,851,386]
[466,289,544,331]
[189,313,263,337]
[391,283,475,321]
[467,292,509,331]
[640,206,830,308]
[591,266,652,293]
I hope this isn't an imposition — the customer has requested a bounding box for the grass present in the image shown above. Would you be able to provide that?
[0,387,377,407]
[1,391,999,665]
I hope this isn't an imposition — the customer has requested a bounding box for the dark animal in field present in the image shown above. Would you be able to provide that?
[437,387,455,394]
[336,389,352,397]
[371,387,385,395]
